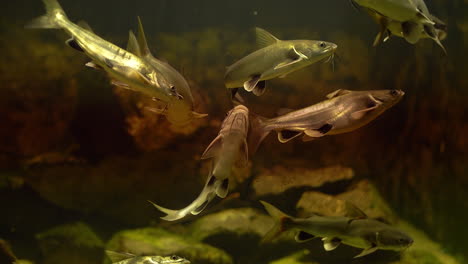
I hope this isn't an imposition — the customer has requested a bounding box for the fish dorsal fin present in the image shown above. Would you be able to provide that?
[127,30,142,57]
[255,27,280,48]
[137,16,152,57]
[326,89,351,99]
[201,134,223,159]
[322,237,341,251]
[78,20,94,33]
[344,201,368,219]
[106,250,136,263]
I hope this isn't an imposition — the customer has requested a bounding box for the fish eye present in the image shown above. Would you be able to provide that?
[319,42,326,48]
[171,255,180,261]
[390,90,399,96]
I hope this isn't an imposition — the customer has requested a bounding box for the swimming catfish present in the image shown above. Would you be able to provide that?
[27,0,182,104]
[127,17,207,126]
[365,6,447,53]
[106,250,190,264]
[352,0,434,24]
[149,105,249,221]
[261,201,413,258]
[225,28,337,97]
[250,89,404,152]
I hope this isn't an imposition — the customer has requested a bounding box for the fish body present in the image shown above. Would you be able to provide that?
[353,0,431,23]
[28,0,179,103]
[106,250,190,264]
[250,89,404,151]
[225,28,337,96]
[150,105,249,221]
[261,201,413,258]
[128,18,207,126]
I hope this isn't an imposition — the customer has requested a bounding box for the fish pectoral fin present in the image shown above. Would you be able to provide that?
[304,123,333,138]
[110,80,131,89]
[85,61,102,70]
[322,237,341,251]
[351,95,381,120]
[145,106,167,115]
[65,38,84,52]
[301,135,316,142]
[274,47,307,70]
[77,20,94,33]
[255,27,281,48]
[326,89,352,99]
[354,245,378,258]
[244,75,261,92]
[201,135,223,159]
[252,80,267,96]
[373,16,389,47]
[295,231,316,242]
[402,21,422,44]
[277,130,303,143]
[127,30,142,57]
[105,250,136,263]
[423,25,447,54]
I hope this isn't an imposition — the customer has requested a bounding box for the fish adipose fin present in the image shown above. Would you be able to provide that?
[244,75,261,92]
[260,201,293,243]
[322,237,342,251]
[66,38,84,52]
[354,245,378,258]
[106,250,136,263]
[277,129,303,143]
[25,0,67,29]
[402,21,422,44]
[274,46,308,70]
[295,231,316,242]
[201,135,223,160]
[255,27,281,48]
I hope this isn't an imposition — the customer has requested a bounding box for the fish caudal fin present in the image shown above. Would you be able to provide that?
[248,113,271,153]
[148,200,187,221]
[260,201,292,243]
[26,0,67,29]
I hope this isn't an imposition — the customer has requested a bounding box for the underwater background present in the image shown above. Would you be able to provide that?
[1,0,467,263]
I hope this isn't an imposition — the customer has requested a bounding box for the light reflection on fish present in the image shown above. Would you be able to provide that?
[127,18,208,126]
[225,28,337,97]
[250,89,404,152]
[261,201,413,258]
[149,105,249,221]
[106,250,190,264]
[27,0,181,105]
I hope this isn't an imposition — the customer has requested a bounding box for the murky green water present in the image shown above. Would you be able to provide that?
[1,0,467,264]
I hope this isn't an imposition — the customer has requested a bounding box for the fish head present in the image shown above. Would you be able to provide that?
[368,89,405,109]
[374,228,413,251]
[146,71,183,100]
[294,40,337,61]
[221,105,249,134]
[142,255,190,264]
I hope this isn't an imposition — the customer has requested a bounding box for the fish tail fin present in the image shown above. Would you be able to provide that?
[248,112,271,154]
[260,201,293,243]
[148,200,186,221]
[26,0,68,29]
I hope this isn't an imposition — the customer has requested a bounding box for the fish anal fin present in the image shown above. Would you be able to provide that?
[252,80,266,96]
[255,27,280,48]
[66,38,84,52]
[77,20,93,33]
[322,237,341,251]
[326,89,351,99]
[354,245,378,258]
[351,103,379,120]
[278,129,303,143]
[106,250,135,263]
[201,135,223,159]
[244,75,261,92]
[295,231,316,242]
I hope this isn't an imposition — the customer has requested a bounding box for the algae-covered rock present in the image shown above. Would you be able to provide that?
[252,165,354,197]
[105,227,232,264]
[269,250,319,264]
[36,222,104,264]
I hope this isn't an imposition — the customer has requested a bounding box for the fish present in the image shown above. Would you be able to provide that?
[260,201,413,258]
[250,89,404,152]
[127,17,208,126]
[106,250,190,264]
[27,0,181,104]
[149,105,249,221]
[225,28,337,97]
[365,7,447,53]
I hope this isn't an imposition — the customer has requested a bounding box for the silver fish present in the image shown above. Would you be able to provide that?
[149,105,249,221]
[106,250,190,264]
[127,17,208,126]
[225,28,337,97]
[261,201,413,258]
[27,0,181,103]
[250,89,404,151]
[352,0,433,24]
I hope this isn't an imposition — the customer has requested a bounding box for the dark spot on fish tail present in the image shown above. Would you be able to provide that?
[316,123,333,134]
[193,200,210,214]
[296,231,315,242]
[66,38,84,52]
